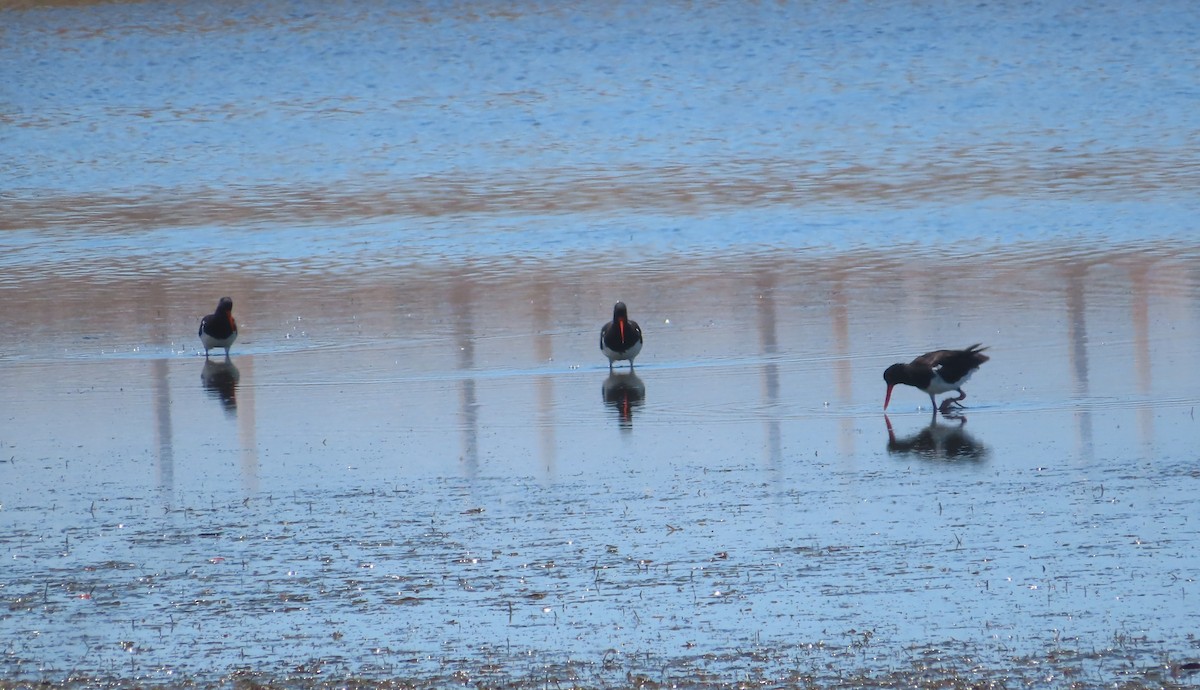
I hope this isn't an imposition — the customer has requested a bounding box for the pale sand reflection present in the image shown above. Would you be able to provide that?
[531,277,557,473]
[1130,262,1156,451]
[1064,260,1095,462]
[236,356,259,494]
[451,269,480,477]
[829,268,856,458]
[753,269,782,467]
[152,357,173,489]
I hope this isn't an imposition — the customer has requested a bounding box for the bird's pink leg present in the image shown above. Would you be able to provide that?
[939,390,968,412]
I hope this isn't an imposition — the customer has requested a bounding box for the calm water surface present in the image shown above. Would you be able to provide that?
[2,0,1200,686]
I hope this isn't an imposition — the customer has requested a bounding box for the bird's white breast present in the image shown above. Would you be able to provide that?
[928,367,973,394]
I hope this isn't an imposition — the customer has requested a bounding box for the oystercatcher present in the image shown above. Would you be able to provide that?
[600,301,643,371]
[198,296,238,358]
[883,344,989,413]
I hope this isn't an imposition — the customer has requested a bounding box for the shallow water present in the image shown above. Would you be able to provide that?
[3,0,1200,686]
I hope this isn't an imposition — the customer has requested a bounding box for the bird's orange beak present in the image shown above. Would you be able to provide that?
[884,384,894,410]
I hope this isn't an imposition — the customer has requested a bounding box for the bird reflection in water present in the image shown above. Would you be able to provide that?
[201,358,240,415]
[602,372,646,430]
[884,413,987,462]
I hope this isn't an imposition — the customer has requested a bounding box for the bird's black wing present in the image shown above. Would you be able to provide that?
[924,344,989,385]
[627,320,644,345]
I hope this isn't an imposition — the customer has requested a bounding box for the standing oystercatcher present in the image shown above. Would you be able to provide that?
[600,301,643,371]
[883,344,989,413]
[198,296,238,358]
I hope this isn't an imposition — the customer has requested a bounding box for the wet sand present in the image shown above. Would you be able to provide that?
[4,244,1200,687]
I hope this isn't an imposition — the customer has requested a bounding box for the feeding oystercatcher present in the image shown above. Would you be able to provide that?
[600,301,643,371]
[883,344,989,413]
[198,296,238,358]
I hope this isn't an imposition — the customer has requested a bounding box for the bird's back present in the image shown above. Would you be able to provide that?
[201,311,236,340]
[922,344,988,384]
[602,318,642,352]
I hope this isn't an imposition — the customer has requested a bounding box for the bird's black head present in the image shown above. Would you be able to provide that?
[217,297,234,313]
[882,363,907,410]
[883,363,905,386]
[613,301,629,320]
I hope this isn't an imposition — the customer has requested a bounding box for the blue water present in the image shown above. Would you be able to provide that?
[4,1,1198,209]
